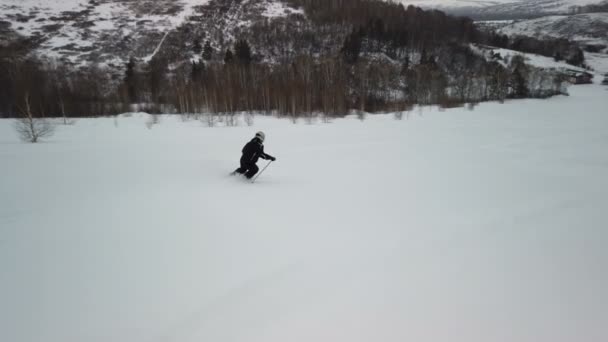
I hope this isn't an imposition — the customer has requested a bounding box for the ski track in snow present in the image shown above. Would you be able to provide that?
[144,31,170,63]
[1,85,608,341]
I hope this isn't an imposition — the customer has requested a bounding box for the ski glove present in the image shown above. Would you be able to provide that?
[270,156,276,161]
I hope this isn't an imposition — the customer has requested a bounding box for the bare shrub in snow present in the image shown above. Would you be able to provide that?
[395,109,416,120]
[201,113,216,127]
[208,113,216,127]
[244,113,254,126]
[145,114,160,129]
[61,116,77,125]
[356,111,366,121]
[225,114,238,127]
[14,93,55,143]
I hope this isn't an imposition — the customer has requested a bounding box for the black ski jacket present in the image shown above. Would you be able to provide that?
[241,138,273,164]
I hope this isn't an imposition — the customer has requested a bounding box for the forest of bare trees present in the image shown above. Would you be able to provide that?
[0,0,578,120]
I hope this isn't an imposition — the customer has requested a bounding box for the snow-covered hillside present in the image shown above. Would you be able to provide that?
[1,81,608,342]
[0,0,209,33]
[0,0,212,66]
[396,0,605,11]
[471,43,587,69]
[0,0,302,67]
[3,0,604,71]
[497,13,608,47]
[393,0,512,9]
[478,12,608,73]
[415,0,608,18]
[477,0,606,14]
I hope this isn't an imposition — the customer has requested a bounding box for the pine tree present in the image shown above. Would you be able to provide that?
[400,56,410,74]
[553,51,563,62]
[202,41,213,61]
[224,49,234,64]
[234,40,252,65]
[340,29,363,64]
[193,38,203,54]
[147,57,168,102]
[420,48,428,64]
[124,57,138,103]
[510,56,529,98]
[191,61,205,83]
[566,49,584,66]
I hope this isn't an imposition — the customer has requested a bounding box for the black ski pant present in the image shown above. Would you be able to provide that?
[235,162,259,179]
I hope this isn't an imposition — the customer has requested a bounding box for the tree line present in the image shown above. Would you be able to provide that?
[569,3,608,14]
[0,0,575,119]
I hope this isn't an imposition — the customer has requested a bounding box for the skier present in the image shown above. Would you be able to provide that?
[232,131,276,179]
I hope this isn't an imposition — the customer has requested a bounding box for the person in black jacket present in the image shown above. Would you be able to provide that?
[232,131,276,179]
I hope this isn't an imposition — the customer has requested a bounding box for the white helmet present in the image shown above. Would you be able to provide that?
[255,131,265,142]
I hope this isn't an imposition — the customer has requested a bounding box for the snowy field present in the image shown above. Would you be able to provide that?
[1,83,608,342]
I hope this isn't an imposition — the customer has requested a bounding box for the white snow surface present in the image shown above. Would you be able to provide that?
[1,84,608,342]
[261,0,305,18]
[586,52,608,74]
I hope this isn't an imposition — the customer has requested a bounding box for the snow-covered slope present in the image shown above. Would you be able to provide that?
[471,43,587,70]
[1,83,608,342]
[400,0,608,18]
[0,0,209,33]
[0,0,211,66]
[0,0,301,67]
[393,0,511,9]
[479,12,608,72]
[475,0,606,15]
[3,0,604,69]
[498,13,608,47]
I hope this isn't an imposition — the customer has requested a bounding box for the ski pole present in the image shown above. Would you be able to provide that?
[251,160,273,183]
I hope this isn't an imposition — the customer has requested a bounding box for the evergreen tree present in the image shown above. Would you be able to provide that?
[400,56,410,74]
[193,38,203,54]
[224,49,234,64]
[340,29,363,64]
[566,49,584,66]
[234,39,253,65]
[554,51,563,62]
[124,57,138,103]
[420,48,428,64]
[202,41,213,61]
[191,61,205,83]
[147,57,168,102]
[510,55,529,98]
